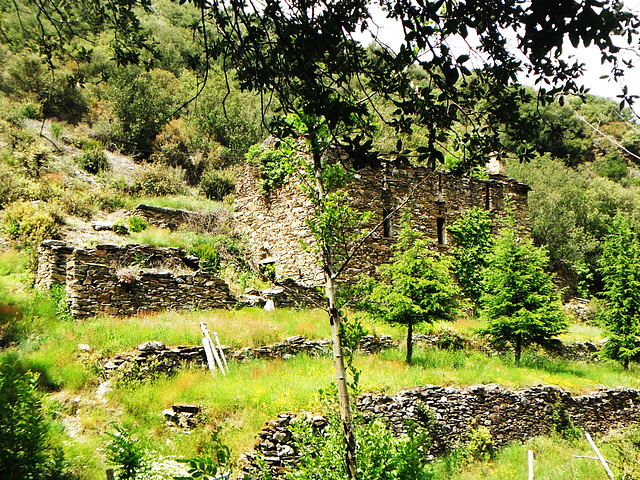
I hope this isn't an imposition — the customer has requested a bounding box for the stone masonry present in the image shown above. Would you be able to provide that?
[235,160,531,286]
[245,385,639,476]
[36,241,235,318]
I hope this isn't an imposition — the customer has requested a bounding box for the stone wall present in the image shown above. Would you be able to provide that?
[102,334,395,375]
[35,241,236,318]
[128,203,230,231]
[67,252,236,318]
[235,162,530,286]
[245,385,639,476]
[35,240,74,290]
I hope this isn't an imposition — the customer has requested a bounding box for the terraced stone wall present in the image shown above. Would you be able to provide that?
[245,385,639,476]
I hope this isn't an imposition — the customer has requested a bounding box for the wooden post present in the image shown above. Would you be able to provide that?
[585,432,615,480]
[528,450,534,480]
[200,322,225,375]
[106,469,115,480]
[202,337,217,374]
[213,331,229,373]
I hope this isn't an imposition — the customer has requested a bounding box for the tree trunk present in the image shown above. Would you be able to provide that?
[310,133,357,479]
[406,320,413,365]
[515,337,522,367]
[624,356,630,370]
[326,276,357,479]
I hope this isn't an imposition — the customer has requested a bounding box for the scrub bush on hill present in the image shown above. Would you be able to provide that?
[0,355,73,480]
[2,200,61,246]
[129,164,188,197]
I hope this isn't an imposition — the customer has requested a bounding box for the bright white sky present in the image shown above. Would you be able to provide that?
[355,2,640,101]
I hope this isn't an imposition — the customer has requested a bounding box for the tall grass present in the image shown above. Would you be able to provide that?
[121,195,228,212]
[434,429,640,480]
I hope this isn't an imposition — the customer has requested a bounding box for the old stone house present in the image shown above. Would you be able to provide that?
[235,158,531,287]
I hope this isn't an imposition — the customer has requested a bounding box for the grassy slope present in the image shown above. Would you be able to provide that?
[2,246,640,479]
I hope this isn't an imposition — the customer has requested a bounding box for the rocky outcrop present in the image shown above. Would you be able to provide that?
[245,385,640,476]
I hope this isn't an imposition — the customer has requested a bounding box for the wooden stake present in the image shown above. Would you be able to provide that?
[528,450,534,480]
[200,322,225,376]
[585,432,615,480]
[213,331,229,372]
[201,337,216,374]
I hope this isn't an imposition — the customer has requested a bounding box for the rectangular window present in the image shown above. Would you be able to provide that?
[383,208,392,238]
[437,217,446,245]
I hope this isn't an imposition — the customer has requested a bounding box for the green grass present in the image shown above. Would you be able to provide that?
[122,194,229,213]
[2,249,638,479]
[434,429,640,480]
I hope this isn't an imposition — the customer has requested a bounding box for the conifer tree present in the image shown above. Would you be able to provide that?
[448,207,494,305]
[599,214,640,370]
[361,215,460,365]
[481,226,566,366]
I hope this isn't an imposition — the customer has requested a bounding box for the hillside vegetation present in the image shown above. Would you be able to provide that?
[2,1,640,479]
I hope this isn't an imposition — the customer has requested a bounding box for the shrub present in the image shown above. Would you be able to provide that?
[2,201,61,245]
[0,162,22,208]
[129,164,188,196]
[104,424,147,480]
[113,221,130,235]
[200,172,235,201]
[77,147,109,174]
[270,398,434,480]
[127,216,148,233]
[0,355,73,480]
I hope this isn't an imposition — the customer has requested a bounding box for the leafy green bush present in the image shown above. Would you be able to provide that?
[77,147,109,174]
[104,424,147,480]
[246,143,293,195]
[200,172,235,201]
[0,355,73,480]
[127,215,148,233]
[269,397,433,480]
[129,164,188,196]
[2,201,61,245]
[189,241,221,274]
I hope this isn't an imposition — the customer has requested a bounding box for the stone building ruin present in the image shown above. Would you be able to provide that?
[36,241,236,318]
[235,159,531,287]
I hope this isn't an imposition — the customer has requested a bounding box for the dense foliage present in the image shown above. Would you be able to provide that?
[599,214,640,369]
[0,355,72,480]
[480,225,567,366]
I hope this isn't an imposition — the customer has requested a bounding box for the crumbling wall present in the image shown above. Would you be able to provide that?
[245,385,639,476]
[35,240,74,290]
[35,241,235,318]
[235,162,531,286]
[65,246,235,318]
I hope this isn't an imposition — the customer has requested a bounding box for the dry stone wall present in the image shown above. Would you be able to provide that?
[67,255,235,318]
[36,241,235,318]
[235,161,530,286]
[245,385,640,476]
[128,203,230,231]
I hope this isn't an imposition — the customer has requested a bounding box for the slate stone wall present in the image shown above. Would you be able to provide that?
[235,162,530,286]
[35,241,234,318]
[245,385,639,476]
[66,252,235,318]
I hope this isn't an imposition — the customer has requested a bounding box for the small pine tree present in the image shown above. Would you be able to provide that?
[361,215,460,364]
[480,226,566,366]
[599,214,640,370]
[448,207,494,305]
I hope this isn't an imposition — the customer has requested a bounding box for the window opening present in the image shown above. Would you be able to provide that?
[383,208,392,238]
[437,217,446,245]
